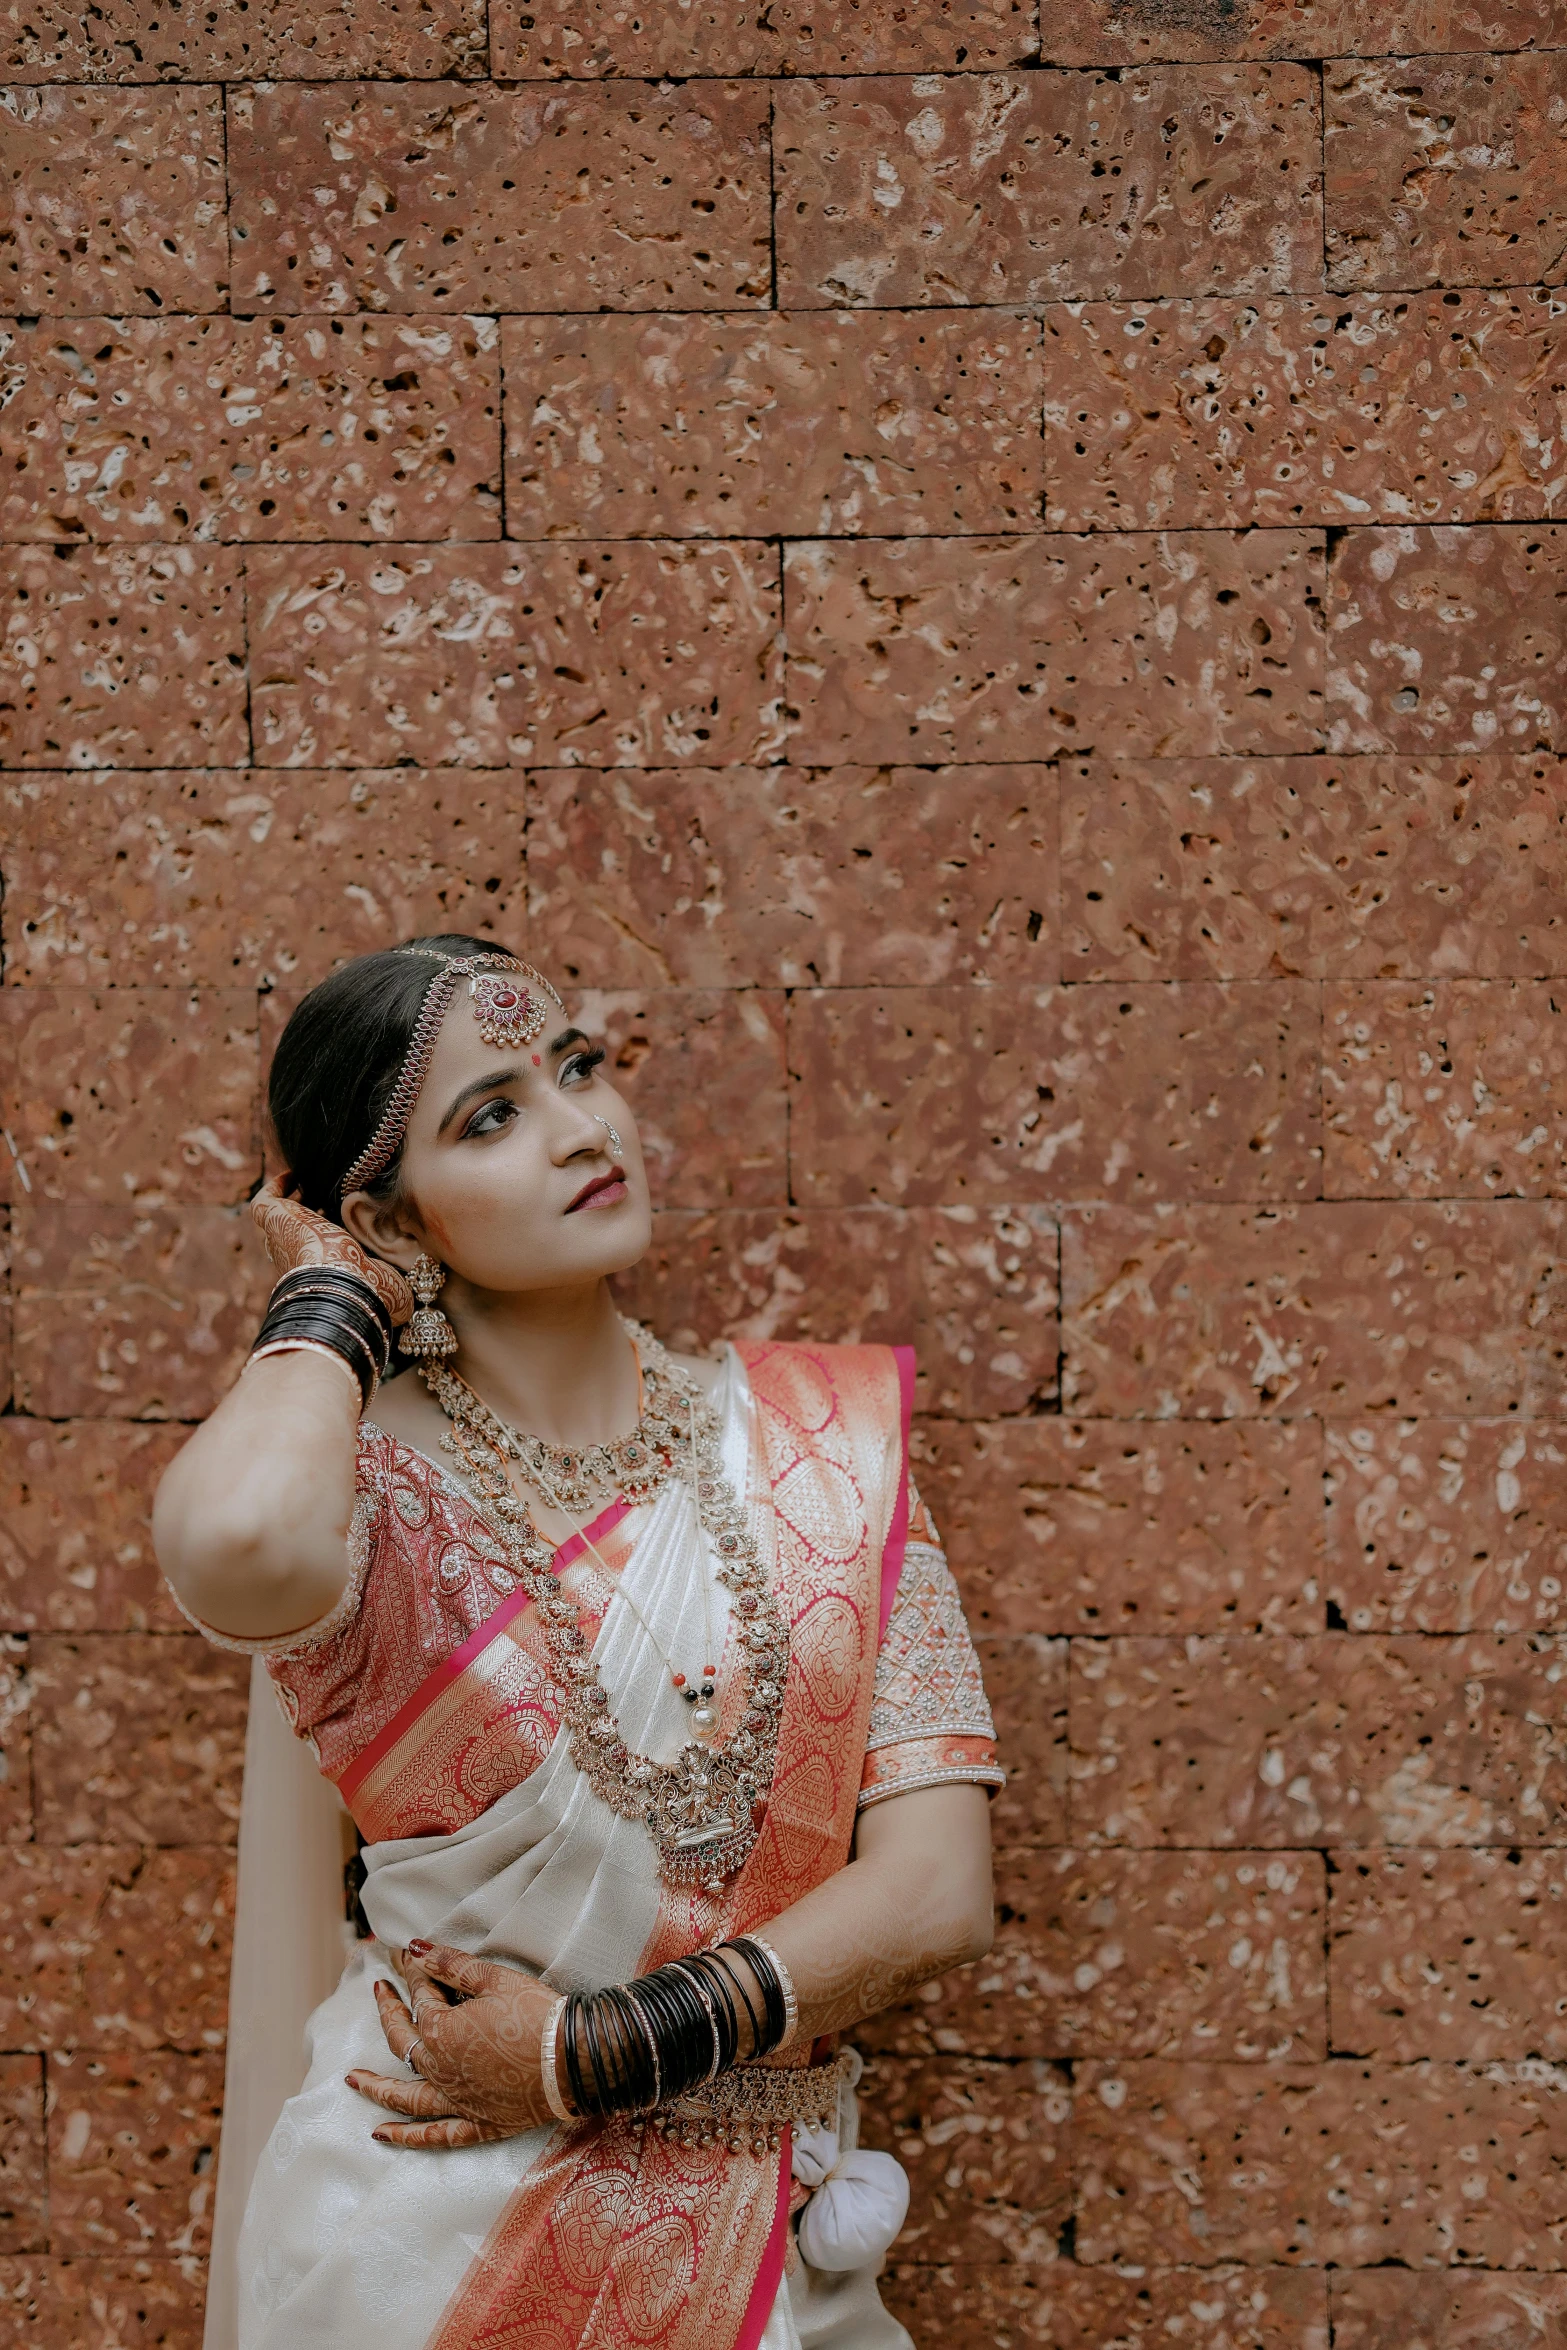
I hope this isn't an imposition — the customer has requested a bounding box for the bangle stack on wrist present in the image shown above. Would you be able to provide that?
[554,1937,796,2124]
[248,1265,394,1411]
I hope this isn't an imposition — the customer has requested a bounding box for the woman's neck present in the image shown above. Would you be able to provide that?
[443,1278,641,1447]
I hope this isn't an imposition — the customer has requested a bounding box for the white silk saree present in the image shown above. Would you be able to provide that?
[195,1340,1003,2350]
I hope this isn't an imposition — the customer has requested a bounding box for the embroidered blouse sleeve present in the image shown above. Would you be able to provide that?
[858,1475,1006,1811]
[163,1422,385,1661]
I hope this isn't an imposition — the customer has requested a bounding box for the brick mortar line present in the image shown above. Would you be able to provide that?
[6,45,1566,86]
[10,280,1567,315]
[10,276,1567,321]
[4,523,1555,545]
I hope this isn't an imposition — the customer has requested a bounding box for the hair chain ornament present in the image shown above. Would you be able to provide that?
[337,950,565,1203]
[419,1318,790,1894]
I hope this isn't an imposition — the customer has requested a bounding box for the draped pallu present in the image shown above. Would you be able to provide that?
[210,1340,1002,2350]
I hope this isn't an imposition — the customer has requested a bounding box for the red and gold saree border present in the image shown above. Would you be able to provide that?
[423,1340,911,2350]
[335,1500,632,1841]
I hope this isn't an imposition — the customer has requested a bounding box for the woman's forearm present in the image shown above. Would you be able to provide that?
[758,1782,995,2041]
[152,1349,363,1639]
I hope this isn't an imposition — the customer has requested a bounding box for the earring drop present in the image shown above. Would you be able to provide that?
[595,1116,624,1158]
[398,1254,458,1360]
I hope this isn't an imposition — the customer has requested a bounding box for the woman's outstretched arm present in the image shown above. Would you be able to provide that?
[152,1182,407,1644]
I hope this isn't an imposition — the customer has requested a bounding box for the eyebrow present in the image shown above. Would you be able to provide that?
[438,1067,520,1137]
[436,1032,591,1136]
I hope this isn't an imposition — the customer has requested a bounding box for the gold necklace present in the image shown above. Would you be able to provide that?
[420,1321,789,1895]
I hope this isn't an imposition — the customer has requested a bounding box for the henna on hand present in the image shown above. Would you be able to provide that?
[347,1944,558,2150]
[251,1174,414,1328]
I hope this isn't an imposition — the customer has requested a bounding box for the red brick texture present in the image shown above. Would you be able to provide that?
[1,0,1562,2338]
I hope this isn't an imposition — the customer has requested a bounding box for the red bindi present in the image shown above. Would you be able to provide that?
[532,1053,541,1066]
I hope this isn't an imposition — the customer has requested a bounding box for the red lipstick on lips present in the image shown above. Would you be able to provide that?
[566,1169,628,1213]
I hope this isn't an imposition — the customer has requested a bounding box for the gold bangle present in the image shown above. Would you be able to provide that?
[743,1932,800,2054]
[540,1995,575,2124]
[247,1338,367,1404]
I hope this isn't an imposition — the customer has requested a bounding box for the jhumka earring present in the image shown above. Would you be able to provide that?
[398,1254,459,1361]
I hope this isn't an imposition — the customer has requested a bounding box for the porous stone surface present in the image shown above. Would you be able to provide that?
[0,316,503,544]
[0,547,247,770]
[1327,1848,1567,2061]
[1044,290,1567,531]
[1327,525,1567,758]
[914,1416,1323,1633]
[1323,1418,1567,1633]
[1330,2270,1567,2347]
[504,311,1043,540]
[774,68,1323,307]
[784,528,1325,764]
[45,2049,224,2255]
[0,769,532,991]
[246,541,785,769]
[5,0,1566,2331]
[1325,53,1567,292]
[526,765,1059,989]
[491,0,1035,78]
[1060,1200,1567,1418]
[0,2253,206,2344]
[2,0,486,78]
[226,81,772,314]
[858,1846,1327,2059]
[0,87,227,315]
[1061,754,1567,981]
[0,1421,186,1632]
[1324,979,1567,1199]
[1076,2056,1567,2267]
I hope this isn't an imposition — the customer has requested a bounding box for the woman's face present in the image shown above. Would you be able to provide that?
[341,998,651,1297]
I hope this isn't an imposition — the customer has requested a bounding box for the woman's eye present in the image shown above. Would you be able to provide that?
[465,1097,517,1139]
[562,1046,607,1086]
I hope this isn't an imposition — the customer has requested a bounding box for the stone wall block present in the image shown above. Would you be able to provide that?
[504,312,1044,541]
[227,81,771,314]
[0,547,247,772]
[1061,1200,1567,1419]
[1061,754,1567,984]
[248,542,785,770]
[913,1415,1323,1637]
[775,68,1323,307]
[29,1636,247,1848]
[1070,1632,1567,1848]
[524,764,1060,992]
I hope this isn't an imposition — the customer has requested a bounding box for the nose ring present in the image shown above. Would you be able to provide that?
[595,1115,624,1158]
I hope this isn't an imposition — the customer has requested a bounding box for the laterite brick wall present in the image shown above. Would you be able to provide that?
[1,0,1565,2338]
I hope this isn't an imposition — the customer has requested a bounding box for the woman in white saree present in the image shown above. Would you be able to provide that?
[154,935,1004,2350]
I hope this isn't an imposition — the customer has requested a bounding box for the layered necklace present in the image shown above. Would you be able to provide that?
[418,1319,790,1895]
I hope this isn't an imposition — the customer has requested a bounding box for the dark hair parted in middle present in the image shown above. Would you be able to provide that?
[267,935,518,1218]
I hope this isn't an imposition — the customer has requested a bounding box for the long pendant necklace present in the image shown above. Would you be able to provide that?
[419,1319,790,1895]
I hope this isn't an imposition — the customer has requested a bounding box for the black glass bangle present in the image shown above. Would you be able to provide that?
[254,1295,390,1384]
[269,1263,394,1336]
[722,1939,788,2057]
[258,1285,391,1360]
[706,1947,764,2060]
[254,1305,385,1381]
[249,1307,382,1407]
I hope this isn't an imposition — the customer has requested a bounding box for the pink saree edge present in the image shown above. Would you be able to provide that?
[877,1344,917,1644]
[336,1497,632,1805]
[733,2132,794,2350]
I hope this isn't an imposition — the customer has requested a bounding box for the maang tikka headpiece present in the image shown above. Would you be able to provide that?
[336,949,566,1202]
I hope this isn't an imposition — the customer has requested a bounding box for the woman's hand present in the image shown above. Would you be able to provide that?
[347,1943,561,2150]
[251,1173,414,1329]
